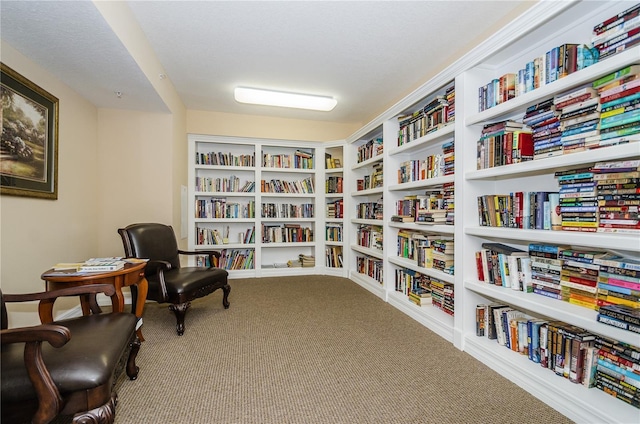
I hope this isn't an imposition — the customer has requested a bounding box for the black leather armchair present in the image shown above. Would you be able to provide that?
[1,284,140,424]
[118,223,230,335]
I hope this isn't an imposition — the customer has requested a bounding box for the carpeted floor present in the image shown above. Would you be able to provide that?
[56,275,575,423]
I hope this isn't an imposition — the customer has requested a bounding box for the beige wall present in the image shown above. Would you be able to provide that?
[0,42,101,326]
[95,109,174,256]
[187,109,360,142]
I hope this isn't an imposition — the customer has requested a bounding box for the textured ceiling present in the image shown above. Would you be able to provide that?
[1,0,532,125]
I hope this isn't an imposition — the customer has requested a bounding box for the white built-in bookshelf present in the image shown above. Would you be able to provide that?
[348,131,386,299]
[385,104,457,342]
[188,1,640,421]
[188,135,327,277]
[324,141,346,276]
[454,2,640,423]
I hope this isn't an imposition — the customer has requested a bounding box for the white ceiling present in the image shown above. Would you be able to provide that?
[1,0,532,126]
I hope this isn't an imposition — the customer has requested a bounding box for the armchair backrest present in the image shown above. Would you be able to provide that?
[118,223,181,274]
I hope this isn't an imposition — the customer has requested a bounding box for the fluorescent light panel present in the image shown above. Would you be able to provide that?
[234,87,337,111]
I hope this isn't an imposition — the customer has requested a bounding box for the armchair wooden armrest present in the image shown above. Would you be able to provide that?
[1,283,141,424]
[3,284,118,324]
[178,249,221,268]
[146,259,172,301]
[2,324,71,424]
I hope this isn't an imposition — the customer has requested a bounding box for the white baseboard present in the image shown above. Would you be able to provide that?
[55,292,133,321]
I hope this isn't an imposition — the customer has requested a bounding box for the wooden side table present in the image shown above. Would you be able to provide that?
[41,261,148,341]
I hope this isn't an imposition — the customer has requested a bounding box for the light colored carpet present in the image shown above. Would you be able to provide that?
[61,275,575,423]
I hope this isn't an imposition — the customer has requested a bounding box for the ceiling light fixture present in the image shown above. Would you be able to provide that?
[234,87,337,111]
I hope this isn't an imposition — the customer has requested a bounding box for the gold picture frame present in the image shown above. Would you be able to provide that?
[1,63,59,199]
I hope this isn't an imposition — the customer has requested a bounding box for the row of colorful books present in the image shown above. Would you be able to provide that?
[392,186,454,226]
[325,175,343,194]
[261,202,314,219]
[476,303,640,408]
[195,249,251,269]
[260,177,315,194]
[592,3,640,61]
[356,224,383,251]
[477,3,638,112]
[325,199,344,219]
[356,255,383,284]
[396,230,454,275]
[325,223,342,242]
[475,243,639,331]
[476,63,639,170]
[395,139,454,184]
[196,226,255,246]
[195,198,255,219]
[477,41,597,112]
[397,153,445,183]
[547,64,640,156]
[261,224,313,243]
[195,151,255,167]
[395,267,454,314]
[476,191,560,230]
[554,159,639,233]
[397,86,455,146]
[356,163,383,190]
[262,150,314,169]
[355,199,383,220]
[356,137,383,163]
[195,176,255,193]
[476,159,638,233]
[325,246,343,268]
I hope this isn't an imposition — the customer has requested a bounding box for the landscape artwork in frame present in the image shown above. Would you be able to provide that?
[1,63,58,199]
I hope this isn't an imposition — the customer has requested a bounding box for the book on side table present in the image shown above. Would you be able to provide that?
[50,257,144,275]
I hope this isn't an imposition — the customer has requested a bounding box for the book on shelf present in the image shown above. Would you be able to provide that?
[390,215,415,223]
[476,304,487,336]
[408,290,432,307]
[298,254,316,267]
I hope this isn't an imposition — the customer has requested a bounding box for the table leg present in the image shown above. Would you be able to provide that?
[134,277,148,342]
[111,275,125,313]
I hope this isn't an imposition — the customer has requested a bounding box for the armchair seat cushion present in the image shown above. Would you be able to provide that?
[1,312,137,404]
[148,267,229,300]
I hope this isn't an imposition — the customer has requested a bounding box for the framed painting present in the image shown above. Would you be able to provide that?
[1,63,59,199]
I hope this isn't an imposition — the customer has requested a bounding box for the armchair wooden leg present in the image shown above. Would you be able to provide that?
[72,393,117,424]
[169,302,190,336]
[222,284,231,309]
[126,337,141,380]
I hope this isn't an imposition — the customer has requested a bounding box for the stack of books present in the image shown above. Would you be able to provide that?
[555,165,597,232]
[443,182,455,226]
[442,140,455,176]
[593,65,640,147]
[53,257,127,273]
[298,254,315,268]
[593,159,640,233]
[445,84,455,123]
[592,335,640,405]
[528,244,566,300]
[592,3,640,61]
[476,120,531,169]
[431,278,454,316]
[594,252,640,333]
[408,289,432,307]
[555,86,601,156]
[559,248,605,310]
[523,98,556,160]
